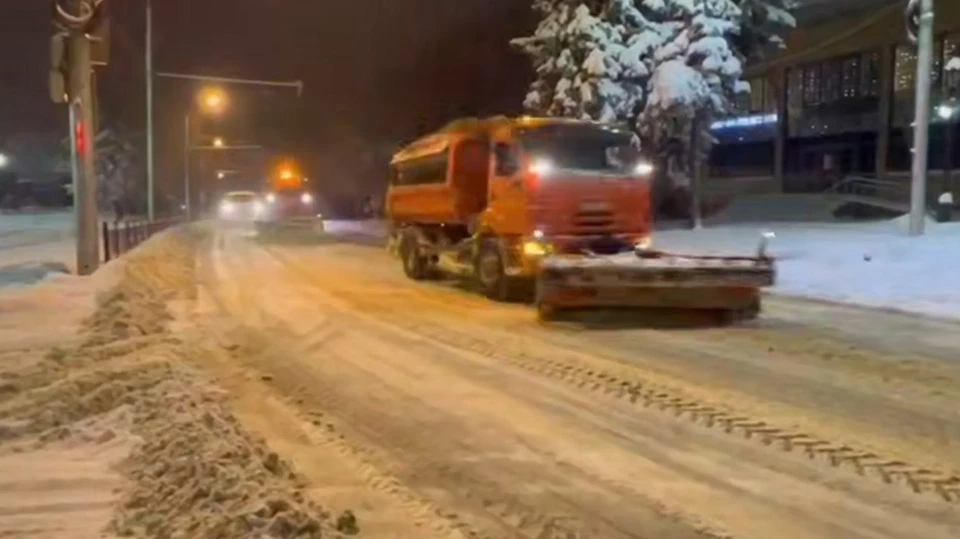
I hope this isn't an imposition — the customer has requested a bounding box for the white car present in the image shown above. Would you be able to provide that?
[217,191,263,222]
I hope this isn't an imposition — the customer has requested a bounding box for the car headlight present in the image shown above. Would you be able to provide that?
[634,161,655,176]
[529,158,554,176]
[301,192,314,205]
[265,193,276,204]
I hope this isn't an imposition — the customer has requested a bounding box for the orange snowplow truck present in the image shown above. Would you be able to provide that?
[386,116,776,321]
[255,159,323,235]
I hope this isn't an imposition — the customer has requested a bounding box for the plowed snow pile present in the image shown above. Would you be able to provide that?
[0,227,335,538]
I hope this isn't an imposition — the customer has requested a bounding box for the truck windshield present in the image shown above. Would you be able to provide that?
[518,125,637,173]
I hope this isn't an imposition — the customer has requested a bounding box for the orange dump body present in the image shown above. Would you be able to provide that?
[387,117,653,244]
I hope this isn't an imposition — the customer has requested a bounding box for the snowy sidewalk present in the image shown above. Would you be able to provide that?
[655,217,960,321]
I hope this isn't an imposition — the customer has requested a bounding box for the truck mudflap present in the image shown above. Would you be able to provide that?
[535,233,776,316]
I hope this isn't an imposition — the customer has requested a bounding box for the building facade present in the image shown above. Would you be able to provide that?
[711,0,960,195]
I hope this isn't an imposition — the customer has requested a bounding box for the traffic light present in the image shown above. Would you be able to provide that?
[75,117,86,155]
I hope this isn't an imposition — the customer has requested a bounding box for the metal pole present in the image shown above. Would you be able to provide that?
[908,0,934,236]
[184,113,191,219]
[155,72,304,94]
[69,28,99,275]
[145,0,154,220]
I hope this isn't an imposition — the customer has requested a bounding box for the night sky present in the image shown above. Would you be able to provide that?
[1,1,535,199]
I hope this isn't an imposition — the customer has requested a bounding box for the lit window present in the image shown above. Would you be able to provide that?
[944,34,960,92]
[861,51,880,96]
[822,61,841,103]
[803,64,821,106]
[895,45,917,93]
[788,68,803,111]
[841,56,860,99]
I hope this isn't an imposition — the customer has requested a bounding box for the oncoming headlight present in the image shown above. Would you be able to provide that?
[300,192,314,205]
[529,158,554,176]
[634,161,655,176]
[265,193,277,204]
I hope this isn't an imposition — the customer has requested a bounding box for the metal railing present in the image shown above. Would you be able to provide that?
[101,217,180,262]
[823,176,912,205]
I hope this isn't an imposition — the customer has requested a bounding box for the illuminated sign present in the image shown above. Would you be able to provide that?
[711,113,778,130]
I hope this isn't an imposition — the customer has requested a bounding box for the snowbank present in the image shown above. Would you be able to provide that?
[655,218,960,320]
[0,228,334,538]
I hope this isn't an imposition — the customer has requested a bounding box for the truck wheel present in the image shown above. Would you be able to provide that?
[400,233,430,281]
[476,240,512,301]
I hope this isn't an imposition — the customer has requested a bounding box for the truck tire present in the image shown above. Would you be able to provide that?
[400,232,431,281]
[475,240,508,301]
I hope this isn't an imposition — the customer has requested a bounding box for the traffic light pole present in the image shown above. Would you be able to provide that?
[145,0,155,220]
[184,114,191,218]
[69,21,100,275]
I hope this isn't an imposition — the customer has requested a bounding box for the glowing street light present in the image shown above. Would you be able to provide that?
[217,171,225,179]
[213,137,225,148]
[938,103,957,120]
[198,87,227,115]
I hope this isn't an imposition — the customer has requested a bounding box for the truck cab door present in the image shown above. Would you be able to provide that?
[485,140,526,236]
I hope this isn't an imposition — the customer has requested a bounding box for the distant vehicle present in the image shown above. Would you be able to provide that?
[217,190,262,222]
[255,160,324,235]
[386,116,776,321]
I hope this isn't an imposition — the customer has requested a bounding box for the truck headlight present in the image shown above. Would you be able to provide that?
[523,240,550,257]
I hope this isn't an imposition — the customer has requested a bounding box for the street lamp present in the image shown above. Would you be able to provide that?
[938,103,956,120]
[184,86,228,218]
[200,88,226,114]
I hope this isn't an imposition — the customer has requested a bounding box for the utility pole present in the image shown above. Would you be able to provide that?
[53,0,102,275]
[184,114,191,217]
[906,0,934,236]
[145,0,154,219]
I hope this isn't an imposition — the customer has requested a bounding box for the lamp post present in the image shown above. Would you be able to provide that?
[183,87,226,218]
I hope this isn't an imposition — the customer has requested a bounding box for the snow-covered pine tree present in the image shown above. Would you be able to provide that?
[512,0,657,124]
[732,0,795,61]
[638,0,746,228]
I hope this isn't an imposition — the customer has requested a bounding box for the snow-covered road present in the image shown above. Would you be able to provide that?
[186,224,960,539]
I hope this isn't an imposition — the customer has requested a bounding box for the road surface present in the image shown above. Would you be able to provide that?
[185,224,960,539]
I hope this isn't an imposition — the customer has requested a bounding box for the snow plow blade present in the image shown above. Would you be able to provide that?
[535,237,776,320]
